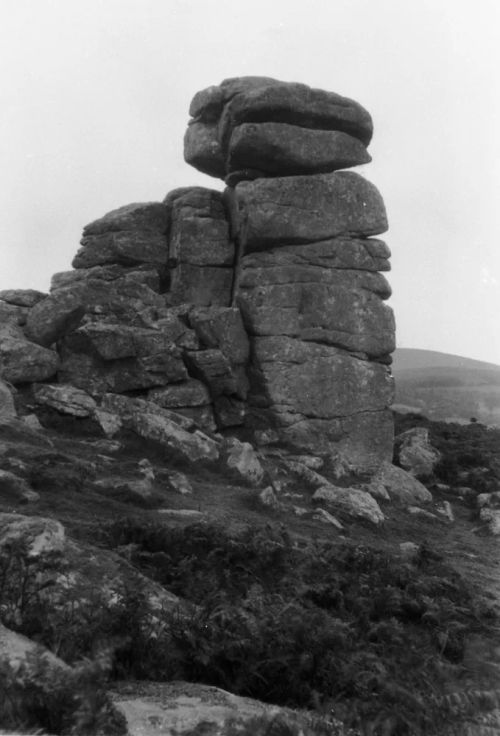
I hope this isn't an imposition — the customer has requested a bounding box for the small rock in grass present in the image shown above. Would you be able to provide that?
[223,438,264,486]
[259,486,281,509]
[399,542,420,561]
[312,508,344,529]
[436,500,454,522]
[313,485,384,525]
[478,508,500,535]
[407,506,443,523]
[21,414,44,431]
[167,471,193,495]
[477,492,500,509]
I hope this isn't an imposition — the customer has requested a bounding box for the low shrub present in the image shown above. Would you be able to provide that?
[0,646,126,735]
[102,519,498,734]
[2,518,498,734]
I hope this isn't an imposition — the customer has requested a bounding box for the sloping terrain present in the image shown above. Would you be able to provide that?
[1,408,500,735]
[392,348,500,426]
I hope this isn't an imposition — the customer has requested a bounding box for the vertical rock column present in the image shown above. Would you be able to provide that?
[185,77,395,469]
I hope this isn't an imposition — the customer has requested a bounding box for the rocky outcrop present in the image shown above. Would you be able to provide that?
[0,76,395,474]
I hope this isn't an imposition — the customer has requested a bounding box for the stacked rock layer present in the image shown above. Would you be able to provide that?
[0,77,395,470]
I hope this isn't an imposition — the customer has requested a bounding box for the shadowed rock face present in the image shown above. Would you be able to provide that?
[0,76,395,471]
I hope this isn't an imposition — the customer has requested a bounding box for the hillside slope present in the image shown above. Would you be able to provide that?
[392,348,500,426]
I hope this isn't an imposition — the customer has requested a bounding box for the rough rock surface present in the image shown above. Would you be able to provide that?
[0,289,47,307]
[114,681,331,736]
[166,188,234,306]
[0,513,66,557]
[227,172,388,249]
[227,122,371,177]
[24,286,86,347]
[394,427,441,477]
[34,383,97,417]
[369,461,433,504]
[185,76,373,179]
[73,202,169,272]
[312,484,384,525]
[222,437,264,486]
[99,394,220,463]
[0,335,59,384]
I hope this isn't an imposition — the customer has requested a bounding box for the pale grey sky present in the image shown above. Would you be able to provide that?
[1,0,499,364]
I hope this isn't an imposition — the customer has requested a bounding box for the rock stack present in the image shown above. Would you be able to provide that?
[186,77,395,465]
[0,76,395,472]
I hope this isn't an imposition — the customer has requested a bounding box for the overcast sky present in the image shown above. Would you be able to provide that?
[1,0,499,364]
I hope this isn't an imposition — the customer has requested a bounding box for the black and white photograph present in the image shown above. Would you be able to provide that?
[0,2,499,734]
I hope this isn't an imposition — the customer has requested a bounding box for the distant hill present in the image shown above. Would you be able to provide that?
[391,348,500,426]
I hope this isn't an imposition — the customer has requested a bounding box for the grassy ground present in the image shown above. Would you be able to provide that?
[1,412,499,734]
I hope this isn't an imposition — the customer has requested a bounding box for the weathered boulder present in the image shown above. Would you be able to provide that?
[369,461,433,504]
[34,383,97,417]
[0,335,59,384]
[312,485,384,525]
[69,279,167,327]
[58,321,188,394]
[59,349,186,395]
[0,301,29,334]
[99,394,220,463]
[477,492,500,509]
[115,681,337,736]
[72,202,168,270]
[217,77,374,145]
[0,513,183,633]
[92,475,167,507]
[227,122,371,177]
[0,288,47,307]
[227,171,387,249]
[148,379,211,408]
[185,76,373,179]
[394,427,441,477]
[0,513,66,557]
[24,285,86,347]
[221,437,264,486]
[51,263,161,292]
[479,508,500,535]
[73,231,168,269]
[83,202,168,236]
[66,322,190,361]
[184,121,226,178]
[148,380,216,432]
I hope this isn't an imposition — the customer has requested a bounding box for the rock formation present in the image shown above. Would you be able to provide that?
[0,76,395,472]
